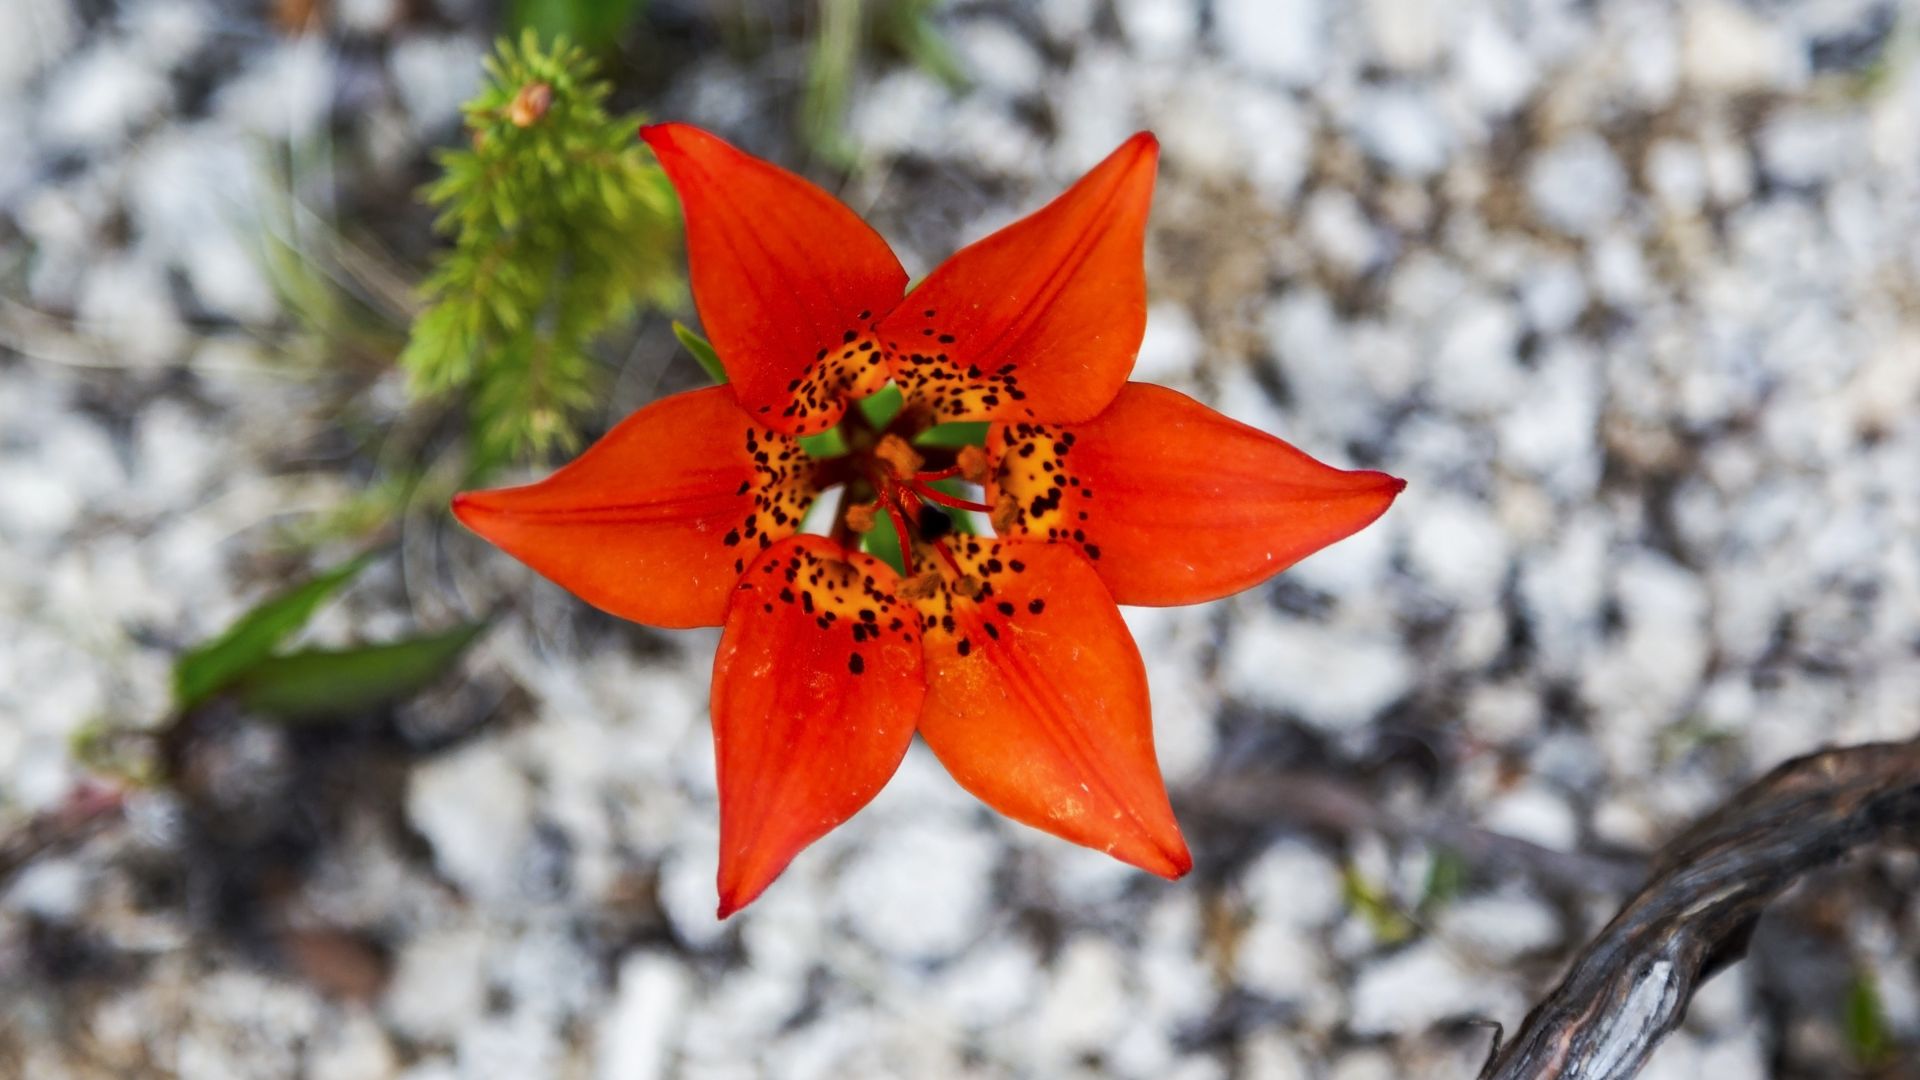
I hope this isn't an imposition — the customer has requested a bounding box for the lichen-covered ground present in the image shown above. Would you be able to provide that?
[2,1,1917,1077]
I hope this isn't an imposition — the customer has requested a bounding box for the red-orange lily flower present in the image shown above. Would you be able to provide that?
[453,124,1404,917]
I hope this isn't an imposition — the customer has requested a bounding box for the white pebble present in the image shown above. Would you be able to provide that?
[1438,892,1563,961]
[595,954,689,1080]
[1455,11,1536,115]
[38,40,169,149]
[383,926,490,1042]
[1406,493,1511,607]
[1645,137,1709,216]
[1134,301,1205,384]
[1348,87,1453,178]
[1303,188,1382,276]
[1429,295,1524,414]
[1216,0,1326,86]
[835,816,997,961]
[406,738,533,904]
[1242,840,1346,928]
[1528,133,1629,238]
[1364,0,1451,71]
[1220,612,1414,732]
[1480,784,1581,852]
[1683,1,1803,93]
[1350,941,1515,1035]
[1115,0,1198,59]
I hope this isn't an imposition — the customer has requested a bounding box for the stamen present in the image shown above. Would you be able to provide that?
[879,495,917,575]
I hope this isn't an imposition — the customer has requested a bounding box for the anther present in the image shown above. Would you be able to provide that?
[872,434,925,480]
[955,444,990,484]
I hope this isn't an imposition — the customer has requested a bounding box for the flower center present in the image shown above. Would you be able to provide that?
[803,383,996,579]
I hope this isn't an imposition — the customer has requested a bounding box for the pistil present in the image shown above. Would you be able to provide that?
[906,481,996,515]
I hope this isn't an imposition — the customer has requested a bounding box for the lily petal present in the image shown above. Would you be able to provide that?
[710,536,925,916]
[911,536,1190,877]
[452,387,816,628]
[878,133,1158,426]
[988,383,1405,606]
[642,123,906,435]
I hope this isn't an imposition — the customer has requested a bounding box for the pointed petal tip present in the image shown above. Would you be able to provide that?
[1335,468,1407,506]
[449,486,527,544]
[637,121,680,150]
[1164,846,1195,880]
[1365,471,1408,498]
[1104,130,1160,179]
[1138,830,1193,880]
[714,868,760,920]
[715,859,781,920]
[448,489,495,533]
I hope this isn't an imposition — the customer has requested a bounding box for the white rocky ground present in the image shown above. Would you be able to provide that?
[2,0,1917,1077]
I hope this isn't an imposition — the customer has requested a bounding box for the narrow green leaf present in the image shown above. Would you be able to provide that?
[798,0,863,166]
[1418,847,1469,914]
[914,420,989,448]
[234,623,487,722]
[1341,865,1415,945]
[884,2,968,91]
[173,554,376,710]
[1844,974,1891,1068]
[672,320,728,384]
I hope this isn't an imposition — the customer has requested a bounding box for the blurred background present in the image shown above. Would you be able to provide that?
[2,1,1918,1077]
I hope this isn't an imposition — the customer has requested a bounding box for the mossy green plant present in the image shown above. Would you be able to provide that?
[401,31,683,467]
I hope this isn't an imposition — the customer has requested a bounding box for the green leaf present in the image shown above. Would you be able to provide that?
[233,623,488,722]
[914,420,989,448]
[673,320,728,384]
[922,477,979,534]
[861,512,907,577]
[173,554,375,710]
[857,383,905,429]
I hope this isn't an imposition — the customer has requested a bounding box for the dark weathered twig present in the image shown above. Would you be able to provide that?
[1483,738,1920,1080]
[0,782,124,888]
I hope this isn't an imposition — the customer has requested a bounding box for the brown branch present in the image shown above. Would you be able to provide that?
[1483,737,1920,1080]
